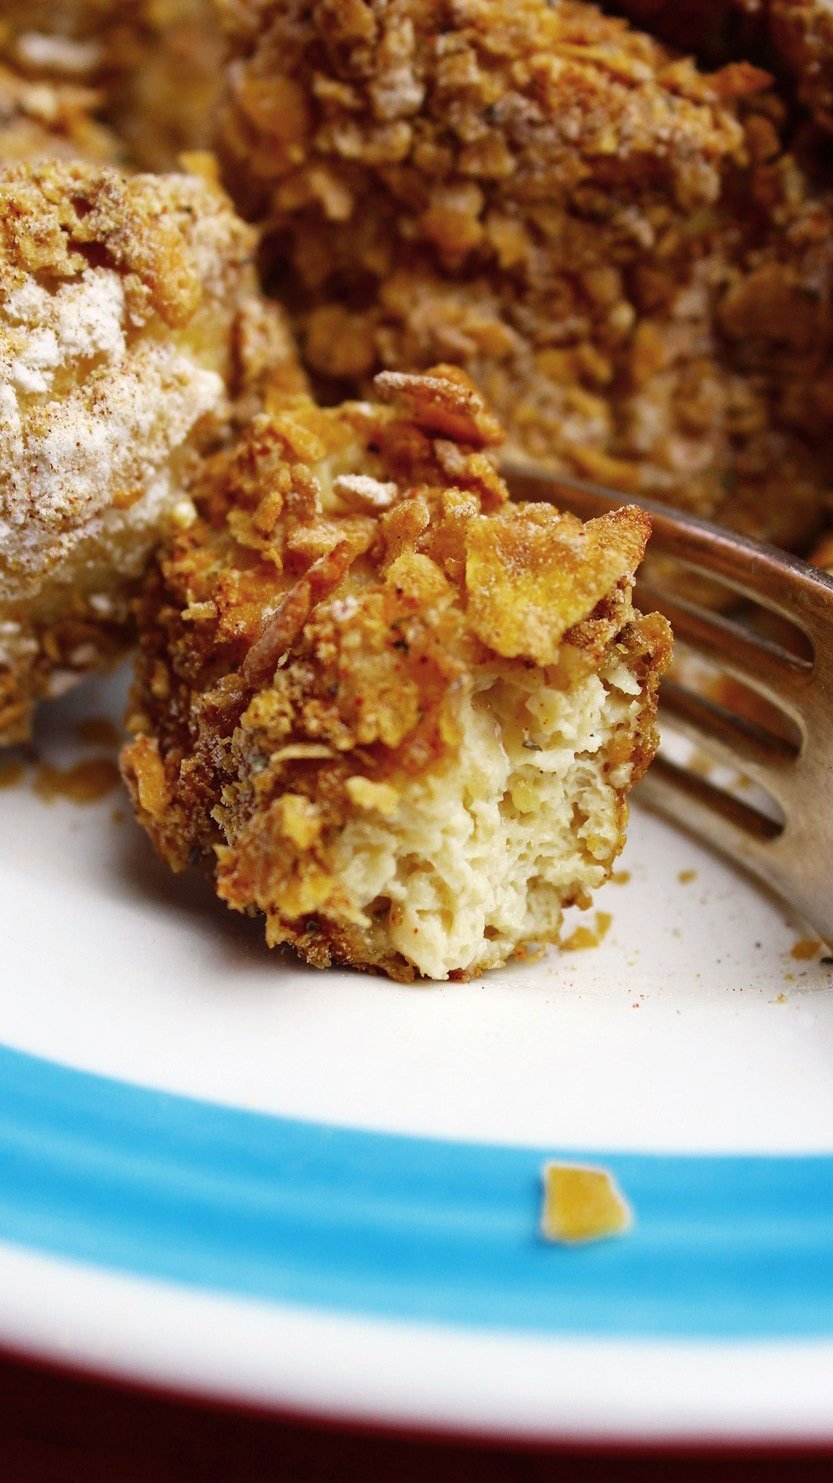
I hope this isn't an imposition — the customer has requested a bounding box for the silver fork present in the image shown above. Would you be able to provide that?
[503,457,833,945]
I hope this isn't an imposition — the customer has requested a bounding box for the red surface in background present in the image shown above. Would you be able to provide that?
[0,1346,831,1483]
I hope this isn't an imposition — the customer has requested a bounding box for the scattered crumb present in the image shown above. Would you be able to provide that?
[677,869,697,884]
[0,758,25,790]
[34,757,121,805]
[790,939,822,961]
[540,1162,633,1246]
[785,972,796,983]
[610,870,631,885]
[772,992,788,1004]
[511,942,546,967]
[75,717,122,750]
[561,926,597,951]
[561,911,612,951]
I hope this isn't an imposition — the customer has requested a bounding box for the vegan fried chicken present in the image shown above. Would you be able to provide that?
[215,0,833,554]
[0,157,301,744]
[122,369,671,981]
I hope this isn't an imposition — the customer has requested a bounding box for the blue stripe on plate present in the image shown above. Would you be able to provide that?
[0,1042,830,1338]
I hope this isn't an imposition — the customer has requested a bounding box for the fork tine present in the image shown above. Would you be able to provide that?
[633,581,812,718]
[502,458,833,641]
[640,757,833,943]
[660,679,799,792]
[637,755,782,859]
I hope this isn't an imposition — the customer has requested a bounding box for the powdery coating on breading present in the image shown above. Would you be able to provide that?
[122,369,671,981]
[216,0,833,552]
[1,0,221,170]
[0,158,303,744]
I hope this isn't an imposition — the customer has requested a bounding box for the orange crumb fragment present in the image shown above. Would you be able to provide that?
[34,758,121,805]
[511,942,546,967]
[790,939,822,961]
[561,926,597,951]
[677,869,697,884]
[611,870,631,885]
[540,1162,633,1246]
[561,911,611,951]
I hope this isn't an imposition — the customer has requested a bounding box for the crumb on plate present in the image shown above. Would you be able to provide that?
[540,1161,633,1245]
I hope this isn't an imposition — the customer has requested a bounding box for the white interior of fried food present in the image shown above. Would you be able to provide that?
[331,652,642,980]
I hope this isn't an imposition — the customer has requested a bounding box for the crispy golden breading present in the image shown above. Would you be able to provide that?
[611,1,833,133]
[215,0,833,552]
[1,0,221,169]
[0,156,304,745]
[122,369,671,981]
[0,58,121,163]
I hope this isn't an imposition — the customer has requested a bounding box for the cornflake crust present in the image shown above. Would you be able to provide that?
[611,1,833,134]
[1,0,221,170]
[122,368,671,982]
[0,58,121,164]
[0,157,303,745]
[216,0,833,554]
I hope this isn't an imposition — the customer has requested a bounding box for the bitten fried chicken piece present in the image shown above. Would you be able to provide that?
[0,0,221,169]
[215,0,833,553]
[122,369,671,982]
[0,157,303,745]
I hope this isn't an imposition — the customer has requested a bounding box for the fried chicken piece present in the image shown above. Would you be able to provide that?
[122,368,671,982]
[0,156,304,745]
[1,0,222,169]
[215,0,833,553]
[609,1,833,133]
[0,58,121,163]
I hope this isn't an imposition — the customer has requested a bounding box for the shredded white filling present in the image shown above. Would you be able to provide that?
[331,653,640,978]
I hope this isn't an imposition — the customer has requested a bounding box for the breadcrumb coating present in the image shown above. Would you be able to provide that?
[0,157,302,744]
[610,1,833,134]
[216,0,833,552]
[0,58,121,163]
[1,0,221,169]
[122,368,671,981]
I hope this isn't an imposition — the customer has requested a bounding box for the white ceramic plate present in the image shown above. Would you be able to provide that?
[2,664,833,1445]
